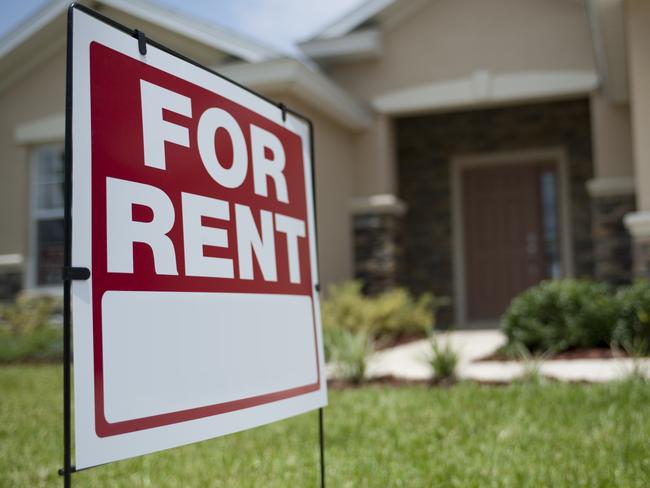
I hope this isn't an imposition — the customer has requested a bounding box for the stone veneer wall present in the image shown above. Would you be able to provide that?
[631,237,650,279]
[395,99,593,324]
[591,194,635,284]
[352,212,404,295]
[0,271,22,302]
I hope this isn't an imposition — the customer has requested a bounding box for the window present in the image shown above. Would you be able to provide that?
[539,169,561,279]
[31,145,65,287]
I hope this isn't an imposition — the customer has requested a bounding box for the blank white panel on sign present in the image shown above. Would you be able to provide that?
[102,291,318,423]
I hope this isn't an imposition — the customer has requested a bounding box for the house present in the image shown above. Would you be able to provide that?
[0,0,648,327]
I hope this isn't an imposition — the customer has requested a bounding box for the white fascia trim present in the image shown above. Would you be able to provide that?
[586,176,635,197]
[349,194,406,216]
[0,0,68,61]
[585,0,608,94]
[314,0,395,39]
[373,70,599,115]
[218,58,300,96]
[379,0,430,32]
[0,253,23,269]
[100,0,278,62]
[0,0,278,65]
[15,113,65,145]
[299,29,382,63]
[219,59,372,130]
[624,211,650,238]
[585,0,628,103]
[0,36,66,95]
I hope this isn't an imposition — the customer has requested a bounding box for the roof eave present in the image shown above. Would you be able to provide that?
[298,28,382,65]
[219,58,372,130]
[310,0,395,40]
[99,0,279,63]
[0,0,280,76]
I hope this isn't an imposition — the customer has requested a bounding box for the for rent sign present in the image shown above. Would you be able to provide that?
[70,7,326,468]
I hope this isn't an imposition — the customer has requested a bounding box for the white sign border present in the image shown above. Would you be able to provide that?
[70,6,327,469]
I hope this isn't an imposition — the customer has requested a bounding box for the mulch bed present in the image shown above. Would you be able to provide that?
[477,347,631,362]
[373,333,427,351]
[326,375,515,389]
[327,375,430,390]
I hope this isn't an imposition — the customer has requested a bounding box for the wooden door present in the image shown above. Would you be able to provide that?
[462,163,550,321]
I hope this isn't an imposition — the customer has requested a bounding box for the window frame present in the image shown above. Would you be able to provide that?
[26,143,66,296]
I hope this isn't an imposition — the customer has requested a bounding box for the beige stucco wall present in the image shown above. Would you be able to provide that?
[328,0,596,102]
[273,95,356,289]
[353,114,395,196]
[326,0,597,197]
[626,0,650,211]
[0,48,67,271]
[589,93,634,179]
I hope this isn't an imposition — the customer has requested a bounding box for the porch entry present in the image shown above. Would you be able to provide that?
[462,162,561,321]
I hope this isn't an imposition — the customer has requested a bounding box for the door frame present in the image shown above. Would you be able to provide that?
[450,147,574,327]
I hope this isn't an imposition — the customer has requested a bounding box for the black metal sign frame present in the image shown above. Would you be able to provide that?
[61,3,325,486]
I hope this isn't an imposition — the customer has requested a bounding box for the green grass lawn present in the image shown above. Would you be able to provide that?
[2,366,650,487]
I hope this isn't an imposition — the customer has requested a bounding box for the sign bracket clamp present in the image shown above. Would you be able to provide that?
[134,29,147,55]
[278,102,287,122]
[62,267,91,281]
[60,264,87,486]
[58,466,77,476]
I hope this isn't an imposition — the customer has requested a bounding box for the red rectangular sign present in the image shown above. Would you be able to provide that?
[90,43,320,436]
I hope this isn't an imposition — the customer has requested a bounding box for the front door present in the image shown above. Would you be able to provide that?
[462,162,560,321]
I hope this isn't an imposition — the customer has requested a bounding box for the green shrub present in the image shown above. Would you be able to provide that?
[321,281,369,334]
[321,281,439,342]
[326,328,372,384]
[0,295,59,336]
[0,326,63,363]
[501,279,619,354]
[613,280,650,353]
[428,334,458,384]
[0,296,62,363]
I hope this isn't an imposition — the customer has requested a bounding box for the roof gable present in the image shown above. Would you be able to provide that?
[300,0,430,64]
[314,0,597,112]
[95,0,279,62]
[0,0,279,86]
[308,0,429,40]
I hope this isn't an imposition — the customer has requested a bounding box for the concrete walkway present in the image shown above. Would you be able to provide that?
[364,330,650,383]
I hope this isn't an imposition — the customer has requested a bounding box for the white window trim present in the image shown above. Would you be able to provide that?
[0,253,23,269]
[25,143,65,295]
[450,147,574,328]
[15,113,65,146]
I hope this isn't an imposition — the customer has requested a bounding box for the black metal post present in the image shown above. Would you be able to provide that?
[306,112,325,488]
[62,6,74,487]
[319,407,325,488]
[62,279,72,488]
